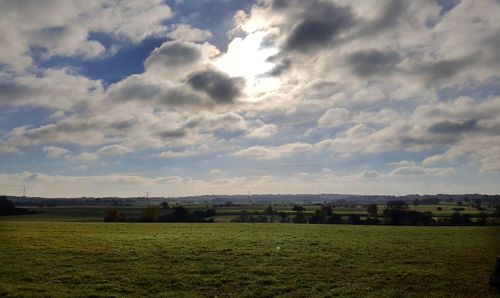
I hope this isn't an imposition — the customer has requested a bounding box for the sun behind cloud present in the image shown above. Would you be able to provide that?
[214,30,281,100]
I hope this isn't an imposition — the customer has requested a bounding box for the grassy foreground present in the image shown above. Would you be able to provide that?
[0,222,499,297]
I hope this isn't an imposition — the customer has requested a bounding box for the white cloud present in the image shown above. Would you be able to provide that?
[246,123,277,138]
[208,169,223,176]
[318,108,351,128]
[390,166,456,176]
[167,24,213,42]
[0,0,172,71]
[67,152,99,162]
[43,146,69,159]
[0,68,104,110]
[0,145,19,154]
[234,142,314,160]
[1,0,500,197]
[48,110,65,119]
[96,145,132,156]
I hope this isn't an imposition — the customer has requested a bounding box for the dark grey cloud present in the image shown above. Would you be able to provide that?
[160,89,204,107]
[187,70,244,104]
[109,76,205,108]
[157,128,187,139]
[155,42,201,66]
[270,0,289,11]
[109,119,138,131]
[110,78,163,102]
[264,56,291,77]
[0,81,31,105]
[348,49,401,77]
[428,120,478,134]
[415,56,474,84]
[283,1,354,52]
[145,41,201,69]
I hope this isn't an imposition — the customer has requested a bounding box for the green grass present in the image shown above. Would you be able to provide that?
[0,222,499,297]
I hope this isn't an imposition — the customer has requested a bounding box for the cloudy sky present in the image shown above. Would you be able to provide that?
[1,0,499,197]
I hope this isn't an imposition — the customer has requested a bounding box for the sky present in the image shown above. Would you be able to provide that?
[1,0,500,197]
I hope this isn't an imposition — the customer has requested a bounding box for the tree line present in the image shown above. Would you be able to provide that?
[233,200,500,226]
[104,204,216,223]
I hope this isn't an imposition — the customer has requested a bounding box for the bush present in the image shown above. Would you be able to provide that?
[0,196,15,214]
[292,212,307,224]
[0,196,37,216]
[326,214,342,224]
[364,217,380,225]
[143,205,160,222]
[104,209,124,222]
[309,210,326,224]
[346,214,362,225]
[278,212,289,223]
[366,204,378,217]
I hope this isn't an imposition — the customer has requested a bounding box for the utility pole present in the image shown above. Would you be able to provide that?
[23,186,26,198]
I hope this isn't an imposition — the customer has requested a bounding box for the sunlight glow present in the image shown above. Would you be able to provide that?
[214,31,281,100]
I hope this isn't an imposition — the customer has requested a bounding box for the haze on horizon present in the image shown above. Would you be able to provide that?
[1,0,500,197]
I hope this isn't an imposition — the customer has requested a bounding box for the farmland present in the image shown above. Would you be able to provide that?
[0,221,499,297]
[2,201,498,223]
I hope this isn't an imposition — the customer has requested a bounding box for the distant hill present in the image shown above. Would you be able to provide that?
[3,193,498,206]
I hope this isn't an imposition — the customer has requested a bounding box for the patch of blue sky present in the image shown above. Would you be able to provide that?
[437,77,500,101]
[0,107,56,131]
[35,0,255,85]
[164,0,255,50]
[38,37,166,85]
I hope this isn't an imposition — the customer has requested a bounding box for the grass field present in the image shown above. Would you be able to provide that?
[1,221,499,297]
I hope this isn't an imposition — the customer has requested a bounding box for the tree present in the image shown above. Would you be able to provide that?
[0,196,33,216]
[104,209,124,222]
[326,213,342,224]
[278,212,289,223]
[292,212,307,223]
[171,206,191,222]
[292,205,305,213]
[450,211,462,225]
[406,211,433,225]
[386,200,408,210]
[384,200,409,225]
[309,210,325,224]
[477,212,488,226]
[320,205,333,216]
[143,205,160,222]
[0,196,16,215]
[265,204,274,214]
[366,204,378,217]
[347,214,362,224]
[192,209,216,222]
[160,201,170,209]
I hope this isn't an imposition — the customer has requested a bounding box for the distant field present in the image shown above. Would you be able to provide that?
[6,203,497,223]
[0,222,499,297]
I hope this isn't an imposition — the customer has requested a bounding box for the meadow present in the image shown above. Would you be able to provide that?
[0,221,499,297]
